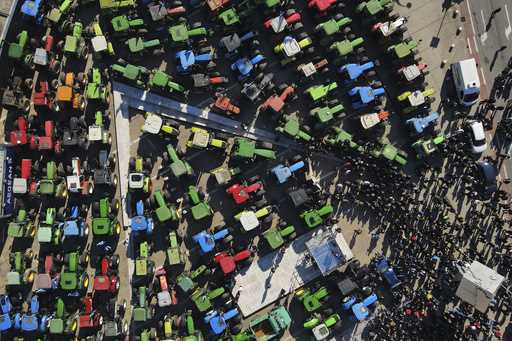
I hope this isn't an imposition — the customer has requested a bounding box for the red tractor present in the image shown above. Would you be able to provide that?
[32,81,54,109]
[32,34,61,73]
[29,120,62,153]
[214,250,252,275]
[93,256,120,295]
[308,0,342,16]
[65,157,93,196]
[154,267,177,308]
[259,84,296,115]
[226,176,264,205]
[13,159,38,195]
[264,10,302,34]
[9,116,29,146]
[213,95,240,115]
[79,295,104,331]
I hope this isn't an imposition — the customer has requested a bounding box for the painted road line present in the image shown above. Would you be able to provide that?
[505,4,511,40]
[480,10,488,44]
[472,36,479,53]
[467,0,477,34]
[467,38,472,54]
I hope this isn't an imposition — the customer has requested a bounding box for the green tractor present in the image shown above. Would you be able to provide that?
[60,21,88,59]
[111,59,149,88]
[7,31,33,67]
[87,19,115,57]
[329,37,365,64]
[310,101,345,127]
[301,204,334,229]
[356,0,393,18]
[133,286,153,324]
[371,143,408,166]
[134,241,155,284]
[129,156,152,193]
[304,82,338,102]
[276,114,312,142]
[125,37,164,57]
[191,285,229,313]
[148,69,188,97]
[85,68,109,104]
[262,222,296,250]
[162,144,194,179]
[168,22,210,46]
[167,231,184,266]
[295,286,330,313]
[48,297,78,336]
[176,265,210,294]
[178,310,203,340]
[323,127,364,152]
[232,138,276,161]
[8,205,36,239]
[233,306,291,341]
[314,14,353,46]
[150,190,179,223]
[186,127,228,151]
[7,250,36,288]
[37,207,62,245]
[304,313,341,340]
[38,161,67,197]
[59,251,90,292]
[91,197,121,237]
[111,14,146,36]
[45,0,74,26]
[412,134,445,160]
[186,186,212,221]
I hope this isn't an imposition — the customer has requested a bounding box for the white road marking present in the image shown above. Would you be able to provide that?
[467,37,472,54]
[472,36,480,53]
[467,0,477,34]
[505,4,512,40]
[479,67,487,85]
[480,10,488,44]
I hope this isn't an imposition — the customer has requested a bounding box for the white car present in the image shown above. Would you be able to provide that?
[467,120,487,154]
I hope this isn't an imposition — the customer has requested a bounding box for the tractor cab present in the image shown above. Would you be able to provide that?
[131,200,154,235]
[88,111,111,144]
[66,157,92,195]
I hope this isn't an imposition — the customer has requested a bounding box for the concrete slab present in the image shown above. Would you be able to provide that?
[232,225,353,317]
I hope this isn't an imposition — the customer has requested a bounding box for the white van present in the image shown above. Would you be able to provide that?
[451,58,480,106]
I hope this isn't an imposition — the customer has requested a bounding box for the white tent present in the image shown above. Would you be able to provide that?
[455,261,505,313]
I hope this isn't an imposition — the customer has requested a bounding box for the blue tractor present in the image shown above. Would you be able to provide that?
[348,86,386,110]
[271,157,305,184]
[131,200,154,236]
[342,293,378,321]
[231,54,267,81]
[176,49,215,74]
[204,308,240,335]
[192,227,232,254]
[338,62,377,85]
[375,257,402,290]
[406,111,439,135]
[60,206,89,242]
[0,295,12,332]
[21,0,43,23]
[14,295,49,334]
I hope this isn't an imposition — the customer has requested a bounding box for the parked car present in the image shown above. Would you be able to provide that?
[466,120,487,154]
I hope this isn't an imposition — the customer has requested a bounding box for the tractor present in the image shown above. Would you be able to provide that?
[271,156,305,184]
[324,127,364,152]
[241,72,275,103]
[187,127,228,151]
[231,53,267,81]
[129,156,152,193]
[134,241,155,285]
[204,308,241,335]
[93,255,120,296]
[264,10,302,34]
[0,295,12,333]
[233,306,291,341]
[125,37,164,58]
[397,88,435,114]
[219,31,259,58]
[310,100,345,128]
[7,250,35,289]
[59,205,89,243]
[91,149,117,191]
[65,157,93,196]
[154,267,177,308]
[406,112,439,135]
[45,0,74,27]
[226,175,265,205]
[274,33,314,66]
[304,82,338,102]
[2,77,31,112]
[7,31,33,68]
[213,95,240,115]
[306,313,341,340]
[111,14,146,36]
[314,14,353,46]
[91,197,121,237]
[53,72,86,112]
[301,204,334,229]
[387,39,419,63]
[186,185,212,221]
[168,22,210,47]
[232,138,276,161]
[338,62,378,86]
[259,83,296,116]
[191,286,229,312]
[111,59,150,88]
[149,189,179,223]
[177,265,211,293]
[13,158,37,195]
[85,68,109,105]
[9,116,29,146]
[30,121,63,154]
[131,199,154,236]
[59,251,90,293]
[234,205,274,232]
[78,295,103,332]
[147,1,186,22]
[48,297,78,336]
[372,16,407,40]
[132,286,152,324]
[348,85,386,110]
[88,111,111,146]
[297,58,329,82]
[37,207,62,245]
[142,111,180,137]
[276,114,312,141]
[14,295,49,334]
[371,143,408,166]
[162,144,194,178]
[167,231,184,266]
[329,38,366,64]
[263,221,296,249]
[59,21,88,59]
[148,69,188,97]
[210,165,241,185]
[7,205,36,239]
[296,286,330,313]
[356,0,393,20]
[193,227,233,254]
